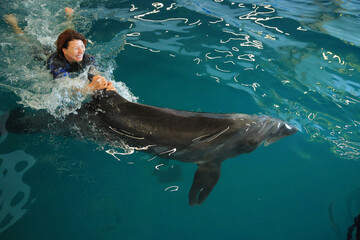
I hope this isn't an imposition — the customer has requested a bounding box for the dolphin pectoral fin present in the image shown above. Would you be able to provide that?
[189,162,221,206]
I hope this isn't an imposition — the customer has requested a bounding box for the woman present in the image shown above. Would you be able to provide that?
[4,8,116,93]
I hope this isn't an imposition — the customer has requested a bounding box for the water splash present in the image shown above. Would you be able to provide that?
[0,0,137,119]
[1,0,359,161]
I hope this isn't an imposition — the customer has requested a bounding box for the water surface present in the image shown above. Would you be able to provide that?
[0,0,360,239]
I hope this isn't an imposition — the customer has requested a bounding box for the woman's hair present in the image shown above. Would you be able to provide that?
[55,29,87,54]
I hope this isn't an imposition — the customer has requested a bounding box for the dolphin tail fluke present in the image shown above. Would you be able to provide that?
[189,162,221,206]
[5,108,52,134]
[0,112,9,144]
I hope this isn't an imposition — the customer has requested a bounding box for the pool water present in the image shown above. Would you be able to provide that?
[0,0,360,239]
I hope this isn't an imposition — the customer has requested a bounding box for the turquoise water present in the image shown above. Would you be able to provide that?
[1,0,360,239]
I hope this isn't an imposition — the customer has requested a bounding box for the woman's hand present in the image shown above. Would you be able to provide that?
[88,75,108,90]
[65,7,74,17]
[87,75,117,92]
[105,81,117,92]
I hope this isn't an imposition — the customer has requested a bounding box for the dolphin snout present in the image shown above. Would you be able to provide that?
[281,122,298,137]
[263,120,297,146]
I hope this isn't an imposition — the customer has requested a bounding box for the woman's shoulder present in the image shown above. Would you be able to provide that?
[82,53,96,65]
[83,52,95,61]
[47,52,67,68]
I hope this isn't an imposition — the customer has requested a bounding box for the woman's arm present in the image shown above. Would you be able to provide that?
[4,14,24,34]
[64,7,75,29]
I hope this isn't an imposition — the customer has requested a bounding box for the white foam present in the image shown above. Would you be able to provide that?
[0,0,137,119]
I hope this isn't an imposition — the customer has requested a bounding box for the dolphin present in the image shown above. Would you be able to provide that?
[5,90,297,205]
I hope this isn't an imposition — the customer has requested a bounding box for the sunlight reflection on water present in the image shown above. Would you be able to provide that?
[0,1,360,239]
[1,0,358,160]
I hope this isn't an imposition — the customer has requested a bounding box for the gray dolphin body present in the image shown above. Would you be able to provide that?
[89,91,297,205]
[6,91,297,205]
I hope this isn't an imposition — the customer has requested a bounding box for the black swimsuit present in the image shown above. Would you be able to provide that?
[47,52,95,81]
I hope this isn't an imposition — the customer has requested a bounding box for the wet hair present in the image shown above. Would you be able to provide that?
[55,29,87,55]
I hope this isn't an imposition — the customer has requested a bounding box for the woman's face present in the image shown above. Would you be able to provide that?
[62,39,85,63]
